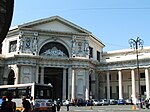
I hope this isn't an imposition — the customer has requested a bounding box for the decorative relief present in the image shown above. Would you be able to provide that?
[84,40,89,55]
[18,32,39,54]
[32,36,38,52]
[72,35,77,57]
[22,76,30,83]
[23,67,30,74]
[41,46,68,57]
[18,31,24,53]
[25,37,31,48]
[71,35,89,57]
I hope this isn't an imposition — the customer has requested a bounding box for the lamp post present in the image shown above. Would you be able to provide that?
[128,37,144,108]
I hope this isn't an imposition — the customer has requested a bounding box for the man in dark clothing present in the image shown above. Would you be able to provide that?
[56,98,61,112]
[1,96,7,112]
[22,96,31,112]
[3,94,16,112]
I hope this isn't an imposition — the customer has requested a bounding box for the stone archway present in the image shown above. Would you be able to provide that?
[7,70,15,85]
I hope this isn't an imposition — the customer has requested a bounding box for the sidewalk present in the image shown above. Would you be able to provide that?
[59,105,150,112]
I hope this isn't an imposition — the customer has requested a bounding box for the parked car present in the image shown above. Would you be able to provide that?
[84,100,92,106]
[92,99,101,106]
[77,98,84,106]
[118,99,125,105]
[109,99,117,105]
[62,99,73,106]
[125,99,133,105]
[99,99,109,105]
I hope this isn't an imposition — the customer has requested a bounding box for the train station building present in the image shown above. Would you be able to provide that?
[0,16,150,101]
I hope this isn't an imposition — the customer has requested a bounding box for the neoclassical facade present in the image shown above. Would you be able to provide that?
[99,47,150,102]
[0,16,150,101]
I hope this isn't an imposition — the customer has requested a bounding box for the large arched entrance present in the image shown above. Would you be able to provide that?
[7,70,15,85]
[39,42,69,100]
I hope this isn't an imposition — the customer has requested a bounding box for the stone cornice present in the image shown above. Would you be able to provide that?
[20,27,89,36]
[97,57,150,71]
[19,16,91,34]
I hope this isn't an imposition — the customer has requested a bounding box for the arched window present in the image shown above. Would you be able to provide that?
[39,42,69,57]
[8,70,15,85]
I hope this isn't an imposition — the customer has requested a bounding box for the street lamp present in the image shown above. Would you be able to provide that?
[128,37,144,108]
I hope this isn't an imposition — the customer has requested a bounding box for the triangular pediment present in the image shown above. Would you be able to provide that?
[19,16,91,34]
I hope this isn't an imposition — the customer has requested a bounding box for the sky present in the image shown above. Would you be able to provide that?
[11,0,150,51]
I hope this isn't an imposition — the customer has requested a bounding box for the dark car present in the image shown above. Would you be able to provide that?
[77,98,84,106]
[109,99,117,105]
[118,99,125,105]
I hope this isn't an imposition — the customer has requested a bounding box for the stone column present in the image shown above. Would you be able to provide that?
[35,65,39,83]
[14,65,19,84]
[145,68,150,98]
[63,68,67,100]
[85,69,89,100]
[106,71,110,99]
[118,70,123,99]
[40,67,44,84]
[68,67,72,99]
[71,69,75,100]
[131,69,136,99]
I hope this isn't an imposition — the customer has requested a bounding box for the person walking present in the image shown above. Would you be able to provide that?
[30,96,34,112]
[56,98,61,112]
[4,94,16,112]
[66,99,70,111]
[21,96,31,112]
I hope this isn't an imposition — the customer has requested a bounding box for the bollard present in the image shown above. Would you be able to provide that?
[132,105,136,110]
[89,106,92,110]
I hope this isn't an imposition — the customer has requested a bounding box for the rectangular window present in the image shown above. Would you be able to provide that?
[141,85,146,95]
[140,73,145,78]
[97,51,100,61]
[109,74,111,80]
[89,47,93,58]
[9,40,17,53]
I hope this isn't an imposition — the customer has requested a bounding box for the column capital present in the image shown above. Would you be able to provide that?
[129,67,136,70]
[116,69,122,71]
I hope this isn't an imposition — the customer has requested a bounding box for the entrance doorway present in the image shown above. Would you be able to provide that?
[8,70,15,85]
[43,67,63,100]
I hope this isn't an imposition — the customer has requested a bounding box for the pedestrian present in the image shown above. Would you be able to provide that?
[56,98,61,112]
[5,93,16,112]
[21,96,31,112]
[0,96,7,112]
[30,96,34,112]
[66,99,70,111]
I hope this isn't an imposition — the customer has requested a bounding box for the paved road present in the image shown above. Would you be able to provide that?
[59,105,150,112]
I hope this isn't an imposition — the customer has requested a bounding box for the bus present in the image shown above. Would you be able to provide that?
[0,82,53,111]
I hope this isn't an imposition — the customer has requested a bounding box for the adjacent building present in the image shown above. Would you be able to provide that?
[0,16,150,101]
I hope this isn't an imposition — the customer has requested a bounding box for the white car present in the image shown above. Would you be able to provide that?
[99,99,109,105]
[92,99,101,106]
